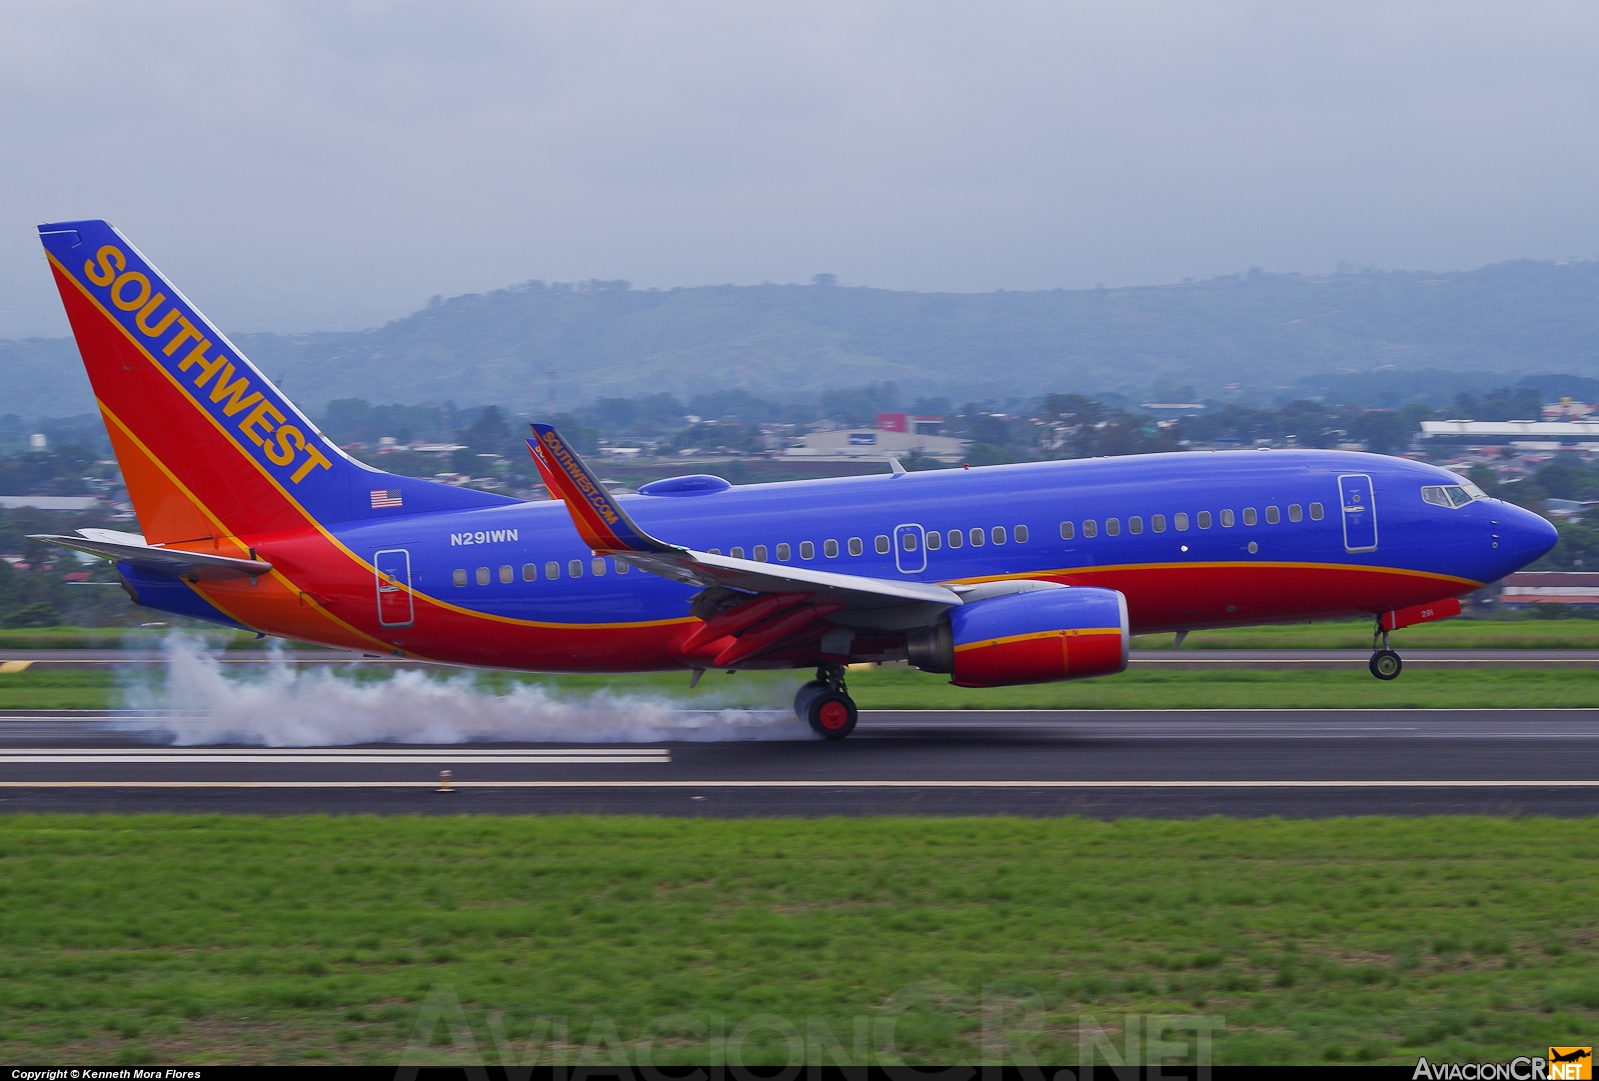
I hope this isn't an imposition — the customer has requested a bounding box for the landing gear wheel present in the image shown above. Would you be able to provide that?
[1369,649,1402,680]
[793,680,828,718]
[804,690,858,740]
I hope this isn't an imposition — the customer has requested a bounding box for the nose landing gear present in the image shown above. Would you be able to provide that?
[1369,624,1403,680]
[795,662,858,739]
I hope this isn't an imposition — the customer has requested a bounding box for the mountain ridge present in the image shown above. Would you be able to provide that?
[6,259,1599,420]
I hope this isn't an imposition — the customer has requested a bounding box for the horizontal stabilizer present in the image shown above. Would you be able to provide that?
[30,534,272,581]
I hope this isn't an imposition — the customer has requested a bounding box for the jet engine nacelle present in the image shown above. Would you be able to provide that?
[907,585,1129,688]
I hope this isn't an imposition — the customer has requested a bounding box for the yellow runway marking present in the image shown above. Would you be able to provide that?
[0,661,33,673]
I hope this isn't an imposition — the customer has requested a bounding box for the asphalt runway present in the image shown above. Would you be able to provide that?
[1,707,1597,818]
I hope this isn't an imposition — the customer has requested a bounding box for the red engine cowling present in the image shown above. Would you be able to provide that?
[906,586,1129,688]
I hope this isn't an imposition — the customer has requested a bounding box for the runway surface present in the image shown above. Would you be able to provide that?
[3,647,1598,668]
[1,708,1597,817]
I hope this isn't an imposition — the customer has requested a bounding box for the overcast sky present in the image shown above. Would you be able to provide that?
[3,1,1598,339]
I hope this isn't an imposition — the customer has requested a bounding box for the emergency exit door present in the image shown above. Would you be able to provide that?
[374,549,414,627]
[1337,474,1378,553]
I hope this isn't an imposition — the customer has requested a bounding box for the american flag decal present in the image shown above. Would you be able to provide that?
[370,489,403,508]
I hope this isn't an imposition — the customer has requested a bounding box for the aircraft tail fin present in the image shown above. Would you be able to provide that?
[526,424,674,554]
[37,220,514,546]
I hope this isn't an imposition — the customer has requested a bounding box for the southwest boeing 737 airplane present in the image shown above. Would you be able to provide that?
[32,220,1558,738]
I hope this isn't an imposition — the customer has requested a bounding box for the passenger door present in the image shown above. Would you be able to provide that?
[374,548,414,627]
[1337,474,1378,552]
[893,523,927,574]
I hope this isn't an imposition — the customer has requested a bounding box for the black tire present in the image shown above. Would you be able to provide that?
[1369,649,1402,681]
[805,690,858,739]
[792,680,828,718]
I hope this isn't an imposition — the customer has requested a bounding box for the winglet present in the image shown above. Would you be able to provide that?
[526,424,674,554]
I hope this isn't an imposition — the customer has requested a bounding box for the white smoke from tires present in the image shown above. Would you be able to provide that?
[116,635,812,746]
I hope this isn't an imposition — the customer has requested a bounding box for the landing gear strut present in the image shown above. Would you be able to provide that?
[1369,624,1402,681]
[795,662,858,739]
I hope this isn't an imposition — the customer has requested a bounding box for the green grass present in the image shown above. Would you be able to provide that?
[1135,618,1599,650]
[11,663,1599,711]
[0,814,1594,1066]
[7,617,1599,652]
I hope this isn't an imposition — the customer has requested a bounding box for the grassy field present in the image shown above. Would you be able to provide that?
[8,618,1599,652]
[1134,619,1599,650]
[0,814,1593,1066]
[8,662,1599,711]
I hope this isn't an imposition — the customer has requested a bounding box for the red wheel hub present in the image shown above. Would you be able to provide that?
[817,700,851,730]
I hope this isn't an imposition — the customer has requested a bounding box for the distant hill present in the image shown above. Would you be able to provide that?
[8,259,1599,419]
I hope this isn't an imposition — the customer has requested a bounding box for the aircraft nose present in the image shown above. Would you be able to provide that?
[1497,502,1558,566]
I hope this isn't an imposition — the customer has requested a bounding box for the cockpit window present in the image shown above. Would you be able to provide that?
[1422,483,1479,508]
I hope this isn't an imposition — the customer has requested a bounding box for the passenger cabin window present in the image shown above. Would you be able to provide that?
[849,538,863,556]
[1197,511,1212,529]
[1243,508,1257,526]
[776,543,790,561]
[926,531,941,550]
[1152,514,1166,532]
[1220,509,1235,527]
[568,559,583,578]
[1082,520,1098,539]
[545,561,559,580]
[754,545,768,562]
[800,541,814,559]
[824,539,838,558]
[1266,506,1280,524]
[522,563,537,582]
[1309,502,1324,520]
[948,529,964,548]
[476,567,490,585]
[453,568,467,587]
[875,535,891,554]
[969,527,985,547]
[991,526,1007,544]
[616,561,629,574]
[591,558,606,576]
[1014,524,1028,542]
[708,548,722,555]
[1104,519,1119,537]
[1288,504,1303,522]
[499,565,513,584]
[1129,516,1143,534]
[902,532,919,551]
[1175,512,1189,531]
[1059,521,1074,540]
[731,546,745,559]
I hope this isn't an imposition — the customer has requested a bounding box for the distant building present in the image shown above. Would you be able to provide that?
[787,428,966,461]
[1500,571,1599,607]
[875,413,946,435]
[1542,397,1595,421]
[1420,420,1599,449]
[1543,498,1598,521]
[0,495,100,511]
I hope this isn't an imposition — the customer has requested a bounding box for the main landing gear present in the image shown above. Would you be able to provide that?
[795,662,858,740]
[1369,624,1402,681]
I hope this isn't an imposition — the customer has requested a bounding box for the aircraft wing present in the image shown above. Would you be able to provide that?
[29,533,273,581]
[525,424,962,614]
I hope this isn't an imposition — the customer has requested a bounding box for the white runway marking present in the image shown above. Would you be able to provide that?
[0,779,1596,789]
[0,748,669,765]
